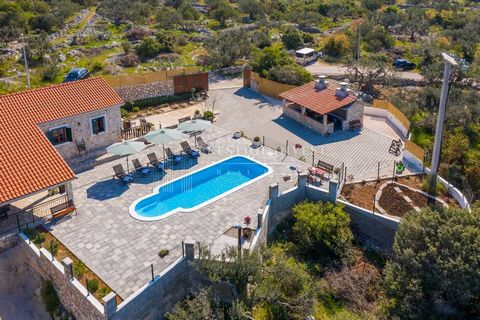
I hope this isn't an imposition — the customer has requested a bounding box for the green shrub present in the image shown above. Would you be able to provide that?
[253,136,261,142]
[41,63,60,82]
[86,279,99,293]
[203,111,213,120]
[48,240,59,256]
[292,201,353,263]
[41,281,60,314]
[74,260,87,280]
[132,106,140,113]
[120,108,129,118]
[159,248,169,258]
[422,177,447,195]
[99,286,111,298]
[34,233,46,245]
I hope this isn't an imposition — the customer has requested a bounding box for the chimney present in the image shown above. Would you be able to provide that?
[335,81,349,99]
[314,75,329,90]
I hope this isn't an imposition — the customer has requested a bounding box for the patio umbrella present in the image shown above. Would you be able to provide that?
[177,119,211,147]
[144,129,188,158]
[106,141,146,173]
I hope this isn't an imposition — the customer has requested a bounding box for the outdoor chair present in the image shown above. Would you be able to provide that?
[147,153,165,170]
[196,136,211,153]
[164,147,183,162]
[112,164,133,184]
[180,141,200,158]
[132,158,150,174]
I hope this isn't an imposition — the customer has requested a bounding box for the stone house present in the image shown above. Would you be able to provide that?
[0,77,123,209]
[279,76,364,135]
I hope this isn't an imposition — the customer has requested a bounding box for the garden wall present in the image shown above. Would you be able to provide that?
[113,80,175,102]
[18,233,106,320]
[250,175,398,253]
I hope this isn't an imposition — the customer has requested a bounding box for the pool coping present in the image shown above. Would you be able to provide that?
[129,155,272,221]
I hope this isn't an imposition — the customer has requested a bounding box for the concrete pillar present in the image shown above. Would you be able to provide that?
[102,292,117,319]
[65,181,74,203]
[257,212,263,229]
[328,180,338,203]
[62,257,73,281]
[298,172,308,187]
[323,114,328,134]
[269,183,279,199]
[184,240,195,259]
[301,106,306,115]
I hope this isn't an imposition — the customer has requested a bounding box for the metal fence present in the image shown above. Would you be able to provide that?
[0,195,68,236]
[121,123,151,140]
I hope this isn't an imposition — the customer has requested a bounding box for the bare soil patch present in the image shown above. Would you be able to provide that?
[378,184,414,218]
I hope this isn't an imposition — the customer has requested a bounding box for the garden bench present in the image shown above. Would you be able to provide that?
[50,200,76,221]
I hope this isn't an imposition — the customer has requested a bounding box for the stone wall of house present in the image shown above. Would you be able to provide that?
[114,81,175,102]
[343,101,364,130]
[38,106,122,162]
[283,106,332,135]
[18,233,106,320]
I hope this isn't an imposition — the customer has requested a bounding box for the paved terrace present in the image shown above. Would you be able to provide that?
[50,127,311,298]
[210,88,408,181]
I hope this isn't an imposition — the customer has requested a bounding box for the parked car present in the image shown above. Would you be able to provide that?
[392,59,416,70]
[295,48,322,65]
[63,68,90,83]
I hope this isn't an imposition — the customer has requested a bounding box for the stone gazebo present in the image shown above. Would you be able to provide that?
[280,76,364,136]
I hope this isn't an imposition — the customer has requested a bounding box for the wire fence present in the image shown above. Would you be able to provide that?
[0,195,68,236]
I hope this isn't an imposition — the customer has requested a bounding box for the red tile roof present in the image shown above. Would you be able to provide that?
[279,82,356,115]
[0,78,124,203]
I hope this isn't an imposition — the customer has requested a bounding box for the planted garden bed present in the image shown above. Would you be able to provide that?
[23,225,122,303]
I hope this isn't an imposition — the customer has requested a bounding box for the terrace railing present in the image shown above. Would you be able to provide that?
[121,123,151,141]
[0,195,68,236]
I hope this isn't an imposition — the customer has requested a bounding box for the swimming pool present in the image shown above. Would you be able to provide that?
[130,155,271,221]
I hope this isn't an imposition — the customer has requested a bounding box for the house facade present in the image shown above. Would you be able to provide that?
[37,105,122,161]
[0,78,124,210]
[280,76,364,135]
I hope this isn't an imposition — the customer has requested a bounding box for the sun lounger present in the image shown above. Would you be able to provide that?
[164,147,183,162]
[146,153,165,169]
[178,116,191,123]
[196,136,211,153]
[132,158,150,174]
[180,141,200,158]
[112,164,133,183]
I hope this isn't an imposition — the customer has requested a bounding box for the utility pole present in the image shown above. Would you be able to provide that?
[21,33,30,89]
[428,53,457,196]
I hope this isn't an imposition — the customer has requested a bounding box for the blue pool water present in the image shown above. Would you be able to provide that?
[130,156,270,220]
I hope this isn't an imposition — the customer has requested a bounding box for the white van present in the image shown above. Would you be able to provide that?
[295,48,321,65]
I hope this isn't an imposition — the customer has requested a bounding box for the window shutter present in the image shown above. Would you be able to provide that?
[65,127,73,142]
[92,119,98,134]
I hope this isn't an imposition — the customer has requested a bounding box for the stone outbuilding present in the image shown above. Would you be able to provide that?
[280,76,364,135]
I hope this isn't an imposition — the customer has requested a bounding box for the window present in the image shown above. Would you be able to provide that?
[91,116,106,135]
[47,126,72,145]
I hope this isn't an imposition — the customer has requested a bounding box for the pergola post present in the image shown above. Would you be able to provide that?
[64,181,74,203]
[323,114,328,134]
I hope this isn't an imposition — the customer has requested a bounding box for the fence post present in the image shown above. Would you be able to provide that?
[150,264,154,282]
[392,160,396,182]
[16,215,21,232]
[344,167,347,183]
[372,194,376,213]
[312,150,315,166]
[181,241,185,257]
[377,162,380,181]
[262,136,265,146]
[286,140,288,156]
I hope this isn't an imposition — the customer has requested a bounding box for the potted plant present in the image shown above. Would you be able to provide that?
[252,136,262,148]
[193,109,201,119]
[203,110,214,121]
[243,216,252,239]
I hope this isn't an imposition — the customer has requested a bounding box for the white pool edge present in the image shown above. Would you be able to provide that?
[129,155,272,221]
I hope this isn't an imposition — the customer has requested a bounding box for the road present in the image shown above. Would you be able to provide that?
[306,61,424,81]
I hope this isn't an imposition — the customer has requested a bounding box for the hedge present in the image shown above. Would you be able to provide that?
[124,93,192,110]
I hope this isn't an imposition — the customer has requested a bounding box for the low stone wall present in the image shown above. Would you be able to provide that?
[18,233,105,320]
[114,80,175,102]
[0,233,18,253]
[283,106,328,135]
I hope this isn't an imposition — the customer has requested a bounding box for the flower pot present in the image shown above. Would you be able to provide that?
[233,131,242,139]
[252,140,262,148]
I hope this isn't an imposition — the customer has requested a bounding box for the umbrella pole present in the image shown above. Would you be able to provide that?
[126,155,129,173]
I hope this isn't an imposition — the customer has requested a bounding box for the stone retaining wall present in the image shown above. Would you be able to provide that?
[18,233,105,320]
[114,80,175,102]
[0,233,18,253]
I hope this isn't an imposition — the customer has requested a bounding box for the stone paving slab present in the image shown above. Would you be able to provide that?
[50,126,313,298]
